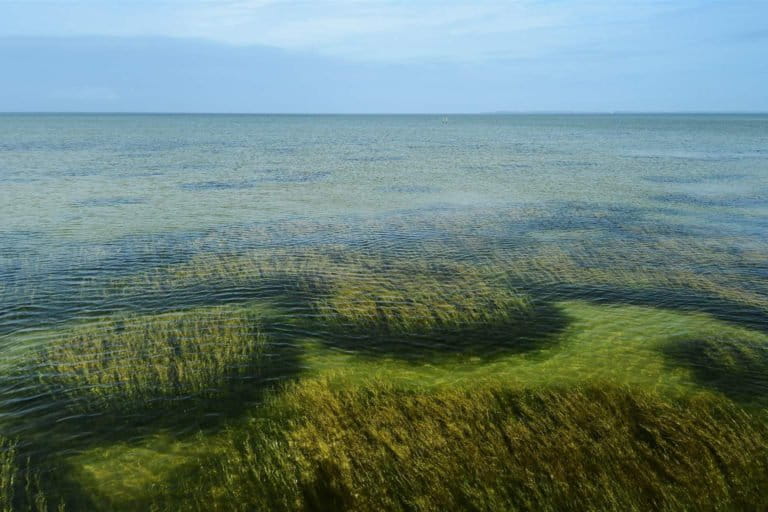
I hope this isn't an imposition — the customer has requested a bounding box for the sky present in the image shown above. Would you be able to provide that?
[0,0,766,112]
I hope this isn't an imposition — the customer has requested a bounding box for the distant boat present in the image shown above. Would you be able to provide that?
[441,116,449,124]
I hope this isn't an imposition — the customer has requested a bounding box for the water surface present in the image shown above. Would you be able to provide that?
[1,114,767,508]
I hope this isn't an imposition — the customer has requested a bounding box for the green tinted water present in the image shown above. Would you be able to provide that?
[1,114,767,509]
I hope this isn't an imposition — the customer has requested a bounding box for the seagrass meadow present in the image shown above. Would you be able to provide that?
[1,114,768,510]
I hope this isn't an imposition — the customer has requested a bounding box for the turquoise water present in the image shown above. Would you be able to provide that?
[1,114,768,508]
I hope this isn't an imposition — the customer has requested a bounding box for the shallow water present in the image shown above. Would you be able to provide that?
[1,113,768,508]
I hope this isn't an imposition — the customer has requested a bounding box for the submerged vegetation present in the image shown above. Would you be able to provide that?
[3,209,768,510]
[0,437,61,512]
[663,333,768,402]
[117,247,347,297]
[82,378,768,512]
[104,231,768,329]
[37,305,266,412]
[1,437,14,512]
[315,270,531,334]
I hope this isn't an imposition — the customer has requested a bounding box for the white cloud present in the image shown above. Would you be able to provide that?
[168,0,688,61]
[0,0,706,62]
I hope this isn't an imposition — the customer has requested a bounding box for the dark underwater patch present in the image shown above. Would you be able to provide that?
[549,159,598,168]
[73,197,148,207]
[264,171,331,183]
[462,163,532,172]
[500,163,533,170]
[379,185,437,194]
[526,201,656,237]
[0,173,39,183]
[309,266,569,362]
[59,168,104,177]
[653,193,767,208]
[179,180,259,191]
[643,173,748,184]
[662,334,768,402]
[264,146,299,155]
[180,172,330,191]
[344,156,405,162]
[623,152,740,162]
[119,140,200,152]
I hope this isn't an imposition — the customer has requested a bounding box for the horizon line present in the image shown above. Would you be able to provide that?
[2,111,768,116]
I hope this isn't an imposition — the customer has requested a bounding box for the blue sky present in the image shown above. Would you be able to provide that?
[1,0,766,112]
